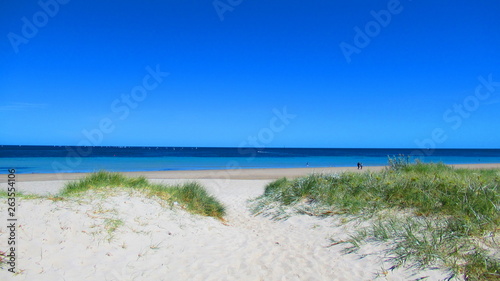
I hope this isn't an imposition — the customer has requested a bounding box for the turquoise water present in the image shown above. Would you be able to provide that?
[1,146,500,174]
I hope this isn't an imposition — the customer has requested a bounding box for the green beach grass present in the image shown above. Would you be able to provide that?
[0,171,225,269]
[251,158,500,280]
[59,171,226,219]
[0,170,226,226]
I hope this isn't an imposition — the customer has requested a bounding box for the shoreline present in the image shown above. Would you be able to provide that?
[2,163,499,183]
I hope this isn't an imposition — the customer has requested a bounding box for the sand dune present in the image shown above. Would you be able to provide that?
[0,175,458,280]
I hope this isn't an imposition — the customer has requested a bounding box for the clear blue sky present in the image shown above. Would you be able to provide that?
[1,1,499,148]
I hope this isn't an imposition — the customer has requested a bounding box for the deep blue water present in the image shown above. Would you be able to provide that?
[1,145,500,174]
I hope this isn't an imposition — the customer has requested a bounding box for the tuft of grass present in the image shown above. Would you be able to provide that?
[253,161,500,280]
[60,171,149,195]
[0,190,42,199]
[60,171,225,219]
[168,182,227,218]
[104,218,124,238]
[462,250,500,281]
[387,154,412,171]
[0,250,6,269]
[146,181,226,218]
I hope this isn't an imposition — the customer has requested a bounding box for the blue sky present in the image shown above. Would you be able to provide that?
[1,0,499,148]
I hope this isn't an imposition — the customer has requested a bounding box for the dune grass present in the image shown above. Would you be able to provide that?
[60,171,225,219]
[0,189,42,199]
[0,250,6,269]
[252,159,500,280]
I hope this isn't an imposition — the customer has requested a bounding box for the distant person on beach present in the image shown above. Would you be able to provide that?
[357,162,363,170]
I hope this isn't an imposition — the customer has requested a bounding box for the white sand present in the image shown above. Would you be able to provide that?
[1,178,457,280]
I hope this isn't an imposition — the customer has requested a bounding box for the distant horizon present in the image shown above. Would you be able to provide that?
[2,144,500,150]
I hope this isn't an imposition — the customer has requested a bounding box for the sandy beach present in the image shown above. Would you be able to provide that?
[3,163,500,183]
[1,164,499,280]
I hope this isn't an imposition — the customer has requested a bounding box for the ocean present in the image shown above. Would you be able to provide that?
[1,145,500,174]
